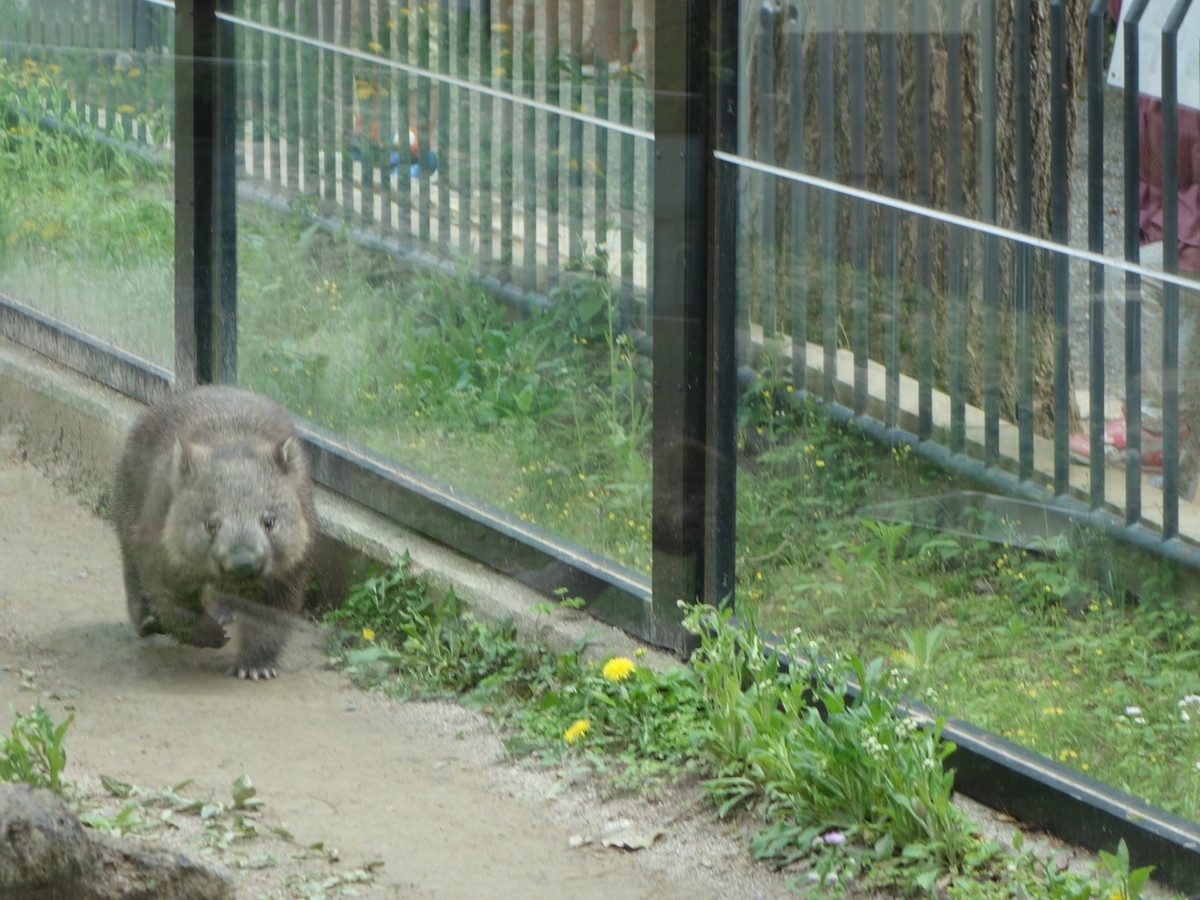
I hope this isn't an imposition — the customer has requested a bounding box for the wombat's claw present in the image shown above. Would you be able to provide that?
[230,664,279,681]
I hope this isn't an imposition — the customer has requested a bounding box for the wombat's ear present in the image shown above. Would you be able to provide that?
[274,435,306,475]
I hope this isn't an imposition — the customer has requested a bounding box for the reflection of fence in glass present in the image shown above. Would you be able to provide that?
[226,0,653,310]
[0,0,174,152]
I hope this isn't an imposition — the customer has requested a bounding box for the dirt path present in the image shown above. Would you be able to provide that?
[0,442,789,899]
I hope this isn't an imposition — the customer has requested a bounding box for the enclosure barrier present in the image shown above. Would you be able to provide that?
[4,0,1200,888]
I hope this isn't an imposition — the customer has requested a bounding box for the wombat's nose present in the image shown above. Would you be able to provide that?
[223,548,264,578]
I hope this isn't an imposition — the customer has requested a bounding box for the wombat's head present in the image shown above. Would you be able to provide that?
[161,434,313,586]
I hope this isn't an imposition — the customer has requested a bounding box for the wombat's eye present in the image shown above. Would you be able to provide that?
[204,519,219,535]
[261,514,276,531]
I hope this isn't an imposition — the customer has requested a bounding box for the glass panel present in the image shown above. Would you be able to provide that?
[0,0,174,365]
[230,0,656,574]
[729,0,1200,825]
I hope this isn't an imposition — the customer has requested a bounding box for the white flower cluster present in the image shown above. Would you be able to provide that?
[1178,694,1200,723]
[1121,705,1147,725]
[863,734,890,759]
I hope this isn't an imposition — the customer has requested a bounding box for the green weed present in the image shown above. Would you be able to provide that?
[0,704,72,794]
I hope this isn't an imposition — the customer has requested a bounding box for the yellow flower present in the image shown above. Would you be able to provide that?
[368,41,383,53]
[602,657,636,682]
[361,627,376,642]
[563,718,590,744]
[116,104,136,115]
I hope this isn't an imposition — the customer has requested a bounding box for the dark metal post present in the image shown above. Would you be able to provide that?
[1087,0,1109,508]
[1160,0,1193,536]
[914,0,933,438]
[174,0,237,388]
[1123,0,1152,523]
[1050,1,1070,495]
[651,0,733,653]
[1014,0,1034,480]
[787,3,808,398]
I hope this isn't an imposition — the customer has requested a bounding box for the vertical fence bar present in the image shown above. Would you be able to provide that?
[520,1,536,290]
[651,0,717,652]
[946,1,966,451]
[818,0,836,401]
[1160,0,1191,536]
[319,0,334,202]
[479,0,494,267]
[1050,1,1070,494]
[757,4,777,340]
[734,7,752,372]
[980,0,1000,465]
[335,0,352,215]
[881,0,900,428]
[568,0,584,261]
[87,0,101,127]
[849,1,867,414]
[283,2,298,195]
[294,2,309,195]
[438,0,452,250]
[594,10,611,281]
[360,3,377,227]
[417,0,433,243]
[457,0,473,258]
[914,0,932,438]
[174,0,237,387]
[545,0,561,287]
[260,0,274,186]
[101,0,116,131]
[787,2,807,397]
[1086,0,1109,507]
[1123,0,1151,523]
[394,0,412,241]
[618,0,635,326]
[642,7,654,332]
[709,0,740,615]
[1014,0,1034,480]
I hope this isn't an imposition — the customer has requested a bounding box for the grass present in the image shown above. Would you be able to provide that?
[4,55,1200,839]
[323,557,1165,899]
[0,55,174,364]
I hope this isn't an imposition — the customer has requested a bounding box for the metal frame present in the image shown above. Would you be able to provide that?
[5,0,1200,889]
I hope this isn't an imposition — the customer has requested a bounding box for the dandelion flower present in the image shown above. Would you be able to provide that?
[361,627,376,642]
[563,718,590,744]
[602,657,636,682]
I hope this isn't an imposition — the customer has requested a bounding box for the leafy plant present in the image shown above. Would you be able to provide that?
[0,704,72,794]
[324,555,553,700]
[686,604,972,884]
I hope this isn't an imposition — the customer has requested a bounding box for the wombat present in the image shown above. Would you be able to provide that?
[111,385,316,680]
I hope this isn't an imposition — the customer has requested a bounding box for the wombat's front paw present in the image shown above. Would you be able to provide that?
[228,662,279,681]
[186,613,230,649]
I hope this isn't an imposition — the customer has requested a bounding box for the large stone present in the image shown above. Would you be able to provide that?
[0,784,235,900]
[0,782,89,898]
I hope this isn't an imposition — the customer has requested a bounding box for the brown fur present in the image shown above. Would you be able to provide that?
[111,386,316,680]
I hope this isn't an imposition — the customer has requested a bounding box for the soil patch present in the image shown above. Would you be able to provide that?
[0,440,790,899]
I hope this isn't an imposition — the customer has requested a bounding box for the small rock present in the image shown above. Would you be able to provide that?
[0,783,234,900]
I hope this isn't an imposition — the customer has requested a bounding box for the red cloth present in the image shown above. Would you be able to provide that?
[1111,0,1200,273]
